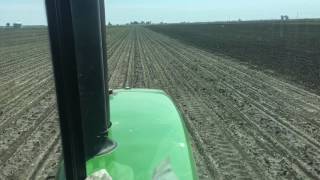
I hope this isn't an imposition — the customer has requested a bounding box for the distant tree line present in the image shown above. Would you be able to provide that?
[129,21,152,25]
[280,15,289,21]
[107,21,152,26]
[4,22,22,28]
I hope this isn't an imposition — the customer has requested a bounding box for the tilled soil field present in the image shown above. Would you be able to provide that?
[1,26,320,180]
[148,20,320,93]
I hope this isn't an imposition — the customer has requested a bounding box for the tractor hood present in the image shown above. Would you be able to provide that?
[85,88,198,180]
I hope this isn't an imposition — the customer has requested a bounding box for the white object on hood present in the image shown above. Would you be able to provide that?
[85,169,112,180]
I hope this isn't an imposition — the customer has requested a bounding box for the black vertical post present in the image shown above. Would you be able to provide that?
[69,0,112,158]
[45,0,87,179]
[46,0,115,178]
[99,0,111,129]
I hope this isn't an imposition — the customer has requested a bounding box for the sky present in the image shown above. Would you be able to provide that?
[0,0,320,25]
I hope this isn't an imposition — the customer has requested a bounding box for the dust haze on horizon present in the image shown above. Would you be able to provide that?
[0,0,320,25]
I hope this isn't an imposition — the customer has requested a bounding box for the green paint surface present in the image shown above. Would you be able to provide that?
[86,89,197,179]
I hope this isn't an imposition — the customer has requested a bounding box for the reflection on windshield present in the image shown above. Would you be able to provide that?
[1,0,320,179]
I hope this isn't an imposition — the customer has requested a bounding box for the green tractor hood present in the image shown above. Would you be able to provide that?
[60,89,198,180]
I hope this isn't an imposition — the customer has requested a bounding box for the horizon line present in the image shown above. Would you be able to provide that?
[1,17,319,27]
